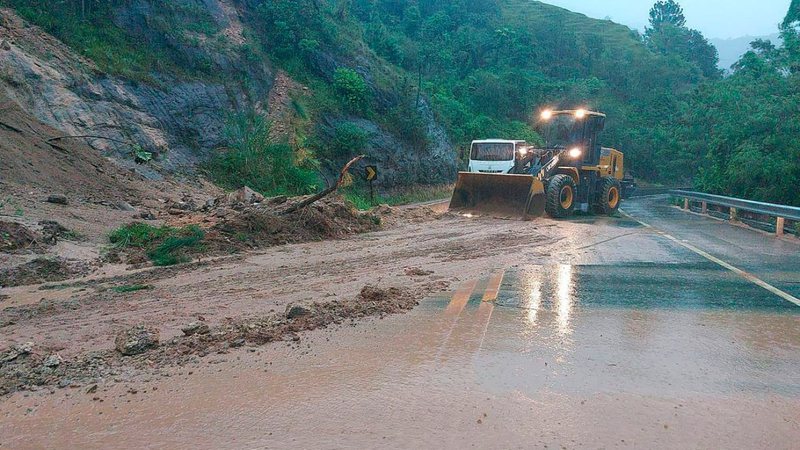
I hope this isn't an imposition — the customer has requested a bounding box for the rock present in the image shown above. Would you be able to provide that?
[116,201,136,212]
[57,378,72,389]
[115,325,159,356]
[39,220,70,244]
[285,304,313,319]
[0,39,10,51]
[14,342,34,355]
[203,198,217,211]
[227,187,264,205]
[181,322,210,336]
[46,194,68,205]
[266,195,288,206]
[43,354,62,367]
[137,210,156,220]
[86,384,98,394]
[229,338,245,348]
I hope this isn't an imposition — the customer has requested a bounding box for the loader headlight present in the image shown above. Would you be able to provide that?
[575,109,587,119]
[540,109,553,120]
[569,147,582,158]
[518,147,529,156]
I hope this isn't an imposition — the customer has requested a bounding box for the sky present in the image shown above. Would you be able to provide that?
[540,0,790,39]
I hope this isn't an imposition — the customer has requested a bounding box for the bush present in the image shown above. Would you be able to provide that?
[205,114,319,196]
[333,68,369,113]
[323,122,369,160]
[109,223,205,266]
[109,223,171,248]
[147,225,205,266]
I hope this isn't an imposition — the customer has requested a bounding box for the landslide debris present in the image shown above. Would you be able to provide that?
[0,285,416,395]
[0,257,90,288]
[0,221,42,252]
[109,192,381,266]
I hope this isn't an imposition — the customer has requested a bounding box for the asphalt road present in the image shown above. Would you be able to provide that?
[2,196,798,449]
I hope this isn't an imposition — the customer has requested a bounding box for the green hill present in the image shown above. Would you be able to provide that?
[2,0,796,205]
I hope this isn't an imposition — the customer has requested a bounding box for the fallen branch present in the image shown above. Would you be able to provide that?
[280,155,365,215]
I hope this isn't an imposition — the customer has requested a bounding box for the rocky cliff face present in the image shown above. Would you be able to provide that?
[0,2,456,187]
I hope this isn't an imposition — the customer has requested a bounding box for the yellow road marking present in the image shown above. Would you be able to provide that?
[444,280,478,318]
[482,271,505,302]
[622,212,800,307]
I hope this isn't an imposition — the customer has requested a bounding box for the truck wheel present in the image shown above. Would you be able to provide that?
[546,174,577,218]
[595,177,622,215]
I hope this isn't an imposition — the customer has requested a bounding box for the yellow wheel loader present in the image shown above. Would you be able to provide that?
[449,109,634,219]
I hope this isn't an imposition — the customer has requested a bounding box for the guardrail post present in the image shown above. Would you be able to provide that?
[683,198,689,210]
[729,207,738,222]
[701,201,708,214]
[776,217,785,237]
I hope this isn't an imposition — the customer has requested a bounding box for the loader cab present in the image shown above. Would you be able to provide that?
[468,139,528,174]
[537,109,605,166]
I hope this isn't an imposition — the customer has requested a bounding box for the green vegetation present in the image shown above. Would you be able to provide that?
[6,0,799,206]
[110,223,205,266]
[344,184,453,210]
[2,0,221,80]
[112,284,153,293]
[204,114,319,196]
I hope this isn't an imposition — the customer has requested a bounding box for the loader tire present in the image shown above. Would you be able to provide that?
[595,177,622,216]
[546,174,577,218]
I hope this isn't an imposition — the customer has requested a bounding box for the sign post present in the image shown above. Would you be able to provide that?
[365,165,378,205]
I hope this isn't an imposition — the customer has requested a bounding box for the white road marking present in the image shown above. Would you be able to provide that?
[621,211,800,307]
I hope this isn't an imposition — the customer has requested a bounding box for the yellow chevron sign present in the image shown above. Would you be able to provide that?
[365,165,378,181]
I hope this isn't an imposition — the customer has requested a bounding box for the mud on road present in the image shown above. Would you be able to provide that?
[1,202,601,394]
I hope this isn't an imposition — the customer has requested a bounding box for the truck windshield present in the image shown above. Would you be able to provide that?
[471,143,514,161]
[539,116,585,149]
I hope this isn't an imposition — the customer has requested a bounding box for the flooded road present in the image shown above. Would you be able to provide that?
[2,196,799,449]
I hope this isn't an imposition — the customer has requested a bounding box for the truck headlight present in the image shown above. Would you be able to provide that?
[519,148,529,156]
[569,147,582,158]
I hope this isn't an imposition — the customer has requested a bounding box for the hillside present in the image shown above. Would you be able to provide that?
[0,0,713,191]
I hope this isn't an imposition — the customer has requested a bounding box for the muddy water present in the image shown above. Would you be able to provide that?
[2,264,799,449]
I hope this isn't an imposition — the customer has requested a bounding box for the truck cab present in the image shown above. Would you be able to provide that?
[467,139,528,174]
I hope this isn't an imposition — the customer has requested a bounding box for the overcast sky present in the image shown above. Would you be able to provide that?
[540,0,789,39]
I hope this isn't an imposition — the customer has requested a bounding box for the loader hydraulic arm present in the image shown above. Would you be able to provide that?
[536,151,562,181]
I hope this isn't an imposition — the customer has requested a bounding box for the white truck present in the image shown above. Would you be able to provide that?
[467,139,529,174]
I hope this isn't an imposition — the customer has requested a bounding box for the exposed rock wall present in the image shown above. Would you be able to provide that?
[0,1,457,187]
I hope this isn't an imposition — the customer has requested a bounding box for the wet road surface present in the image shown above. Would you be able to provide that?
[2,196,799,448]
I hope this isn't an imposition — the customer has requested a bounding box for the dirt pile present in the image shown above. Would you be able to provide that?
[0,94,147,202]
[0,257,90,288]
[0,221,42,252]
[0,285,416,395]
[213,195,382,248]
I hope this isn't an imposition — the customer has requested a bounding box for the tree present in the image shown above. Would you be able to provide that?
[648,0,686,29]
[644,1,719,79]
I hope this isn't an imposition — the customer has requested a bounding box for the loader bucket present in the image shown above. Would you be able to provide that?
[449,172,546,220]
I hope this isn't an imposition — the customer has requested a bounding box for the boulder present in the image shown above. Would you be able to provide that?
[285,303,313,319]
[115,325,159,356]
[181,321,210,336]
[46,194,68,205]
[227,187,264,205]
[43,354,62,367]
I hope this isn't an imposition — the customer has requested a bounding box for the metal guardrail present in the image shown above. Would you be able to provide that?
[670,190,800,237]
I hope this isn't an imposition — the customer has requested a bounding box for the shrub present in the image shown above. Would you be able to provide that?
[109,223,205,266]
[109,223,171,248]
[322,122,369,160]
[147,225,205,266]
[205,114,319,196]
[333,68,369,113]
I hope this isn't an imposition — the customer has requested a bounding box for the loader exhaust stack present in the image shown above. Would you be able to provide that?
[449,173,546,220]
